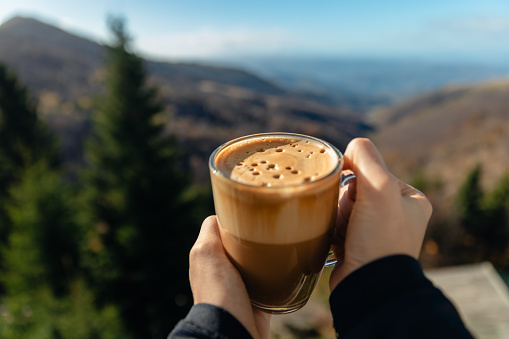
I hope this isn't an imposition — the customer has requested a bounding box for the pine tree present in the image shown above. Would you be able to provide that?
[0,63,61,302]
[457,164,485,238]
[81,17,198,338]
[482,173,509,266]
[456,165,509,265]
[0,63,59,179]
[0,163,129,339]
[2,164,78,296]
[0,63,59,252]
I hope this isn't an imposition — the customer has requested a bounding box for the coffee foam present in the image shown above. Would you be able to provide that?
[211,135,341,244]
[215,136,338,187]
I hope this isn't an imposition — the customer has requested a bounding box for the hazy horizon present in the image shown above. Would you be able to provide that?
[2,1,509,65]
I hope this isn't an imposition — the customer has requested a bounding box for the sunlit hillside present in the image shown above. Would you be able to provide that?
[0,16,371,182]
[371,80,509,203]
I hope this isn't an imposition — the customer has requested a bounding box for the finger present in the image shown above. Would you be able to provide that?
[343,138,399,196]
[253,308,272,339]
[331,243,345,263]
[340,175,357,215]
[332,175,356,262]
[343,138,389,175]
[346,175,357,201]
[335,183,355,238]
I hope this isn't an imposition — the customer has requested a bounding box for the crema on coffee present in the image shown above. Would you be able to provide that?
[215,136,338,187]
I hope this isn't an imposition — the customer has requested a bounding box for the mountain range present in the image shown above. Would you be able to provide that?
[372,80,509,204]
[216,56,509,111]
[0,16,370,182]
[1,15,508,205]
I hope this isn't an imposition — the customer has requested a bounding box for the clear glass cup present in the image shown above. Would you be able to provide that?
[209,133,346,313]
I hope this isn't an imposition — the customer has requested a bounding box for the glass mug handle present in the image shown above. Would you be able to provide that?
[325,173,356,267]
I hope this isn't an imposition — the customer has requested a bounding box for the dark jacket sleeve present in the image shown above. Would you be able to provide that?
[168,303,253,339]
[329,255,475,339]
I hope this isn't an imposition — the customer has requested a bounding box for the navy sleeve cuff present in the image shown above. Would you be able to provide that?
[329,255,474,338]
[169,303,252,339]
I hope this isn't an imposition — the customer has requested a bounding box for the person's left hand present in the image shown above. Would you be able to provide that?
[189,215,271,339]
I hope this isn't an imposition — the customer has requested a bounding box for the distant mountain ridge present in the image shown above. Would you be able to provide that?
[0,16,103,100]
[0,16,370,182]
[224,57,509,111]
[0,16,286,98]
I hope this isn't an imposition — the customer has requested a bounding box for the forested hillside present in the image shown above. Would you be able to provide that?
[0,16,371,183]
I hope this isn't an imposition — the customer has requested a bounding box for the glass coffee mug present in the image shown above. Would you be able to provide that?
[209,133,353,314]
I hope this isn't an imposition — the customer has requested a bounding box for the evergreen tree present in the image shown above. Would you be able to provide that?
[0,163,129,339]
[482,173,509,266]
[2,164,78,296]
[0,63,59,253]
[456,165,509,265]
[81,17,198,338]
[457,164,485,239]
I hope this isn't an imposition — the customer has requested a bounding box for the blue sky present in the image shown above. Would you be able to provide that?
[2,0,509,62]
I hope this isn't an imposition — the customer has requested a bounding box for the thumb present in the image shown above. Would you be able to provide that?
[189,216,228,285]
[194,215,223,252]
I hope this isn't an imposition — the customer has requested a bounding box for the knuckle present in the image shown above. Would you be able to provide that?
[189,242,209,261]
[189,239,219,262]
[352,137,373,147]
[348,138,374,153]
[423,198,433,218]
[372,174,400,197]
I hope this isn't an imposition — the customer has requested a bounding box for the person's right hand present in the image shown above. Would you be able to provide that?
[330,138,433,291]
